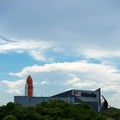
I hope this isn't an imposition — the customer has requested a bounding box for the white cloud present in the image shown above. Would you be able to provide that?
[66,74,97,88]
[66,74,120,93]
[1,36,120,63]
[9,61,120,94]
[9,61,119,81]
[79,48,120,58]
[0,79,25,94]
[39,80,49,85]
[102,92,120,108]
[0,37,55,61]
[34,80,50,85]
[29,50,47,61]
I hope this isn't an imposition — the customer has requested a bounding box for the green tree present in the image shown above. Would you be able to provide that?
[102,107,120,120]
[3,115,17,120]
[0,100,109,120]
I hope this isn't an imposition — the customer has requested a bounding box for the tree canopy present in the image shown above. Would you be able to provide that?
[0,99,117,120]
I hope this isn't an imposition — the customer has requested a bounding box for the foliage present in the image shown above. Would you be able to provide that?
[102,107,120,120]
[0,99,109,120]
[3,115,17,120]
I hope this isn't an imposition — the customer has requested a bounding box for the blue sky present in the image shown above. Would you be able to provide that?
[0,0,120,108]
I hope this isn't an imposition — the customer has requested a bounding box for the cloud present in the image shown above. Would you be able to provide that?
[9,61,119,81]
[0,36,55,61]
[9,61,120,92]
[1,35,120,63]
[0,79,25,94]
[66,74,97,88]
[1,0,120,61]
[78,47,120,59]
[66,74,120,93]
[34,79,50,85]
[39,80,49,85]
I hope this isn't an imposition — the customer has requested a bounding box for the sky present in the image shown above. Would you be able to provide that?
[0,0,120,108]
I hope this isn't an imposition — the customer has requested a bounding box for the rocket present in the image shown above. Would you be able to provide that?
[25,75,33,97]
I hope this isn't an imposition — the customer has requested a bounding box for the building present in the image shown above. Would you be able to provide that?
[14,75,108,112]
[14,96,49,106]
[51,88,101,112]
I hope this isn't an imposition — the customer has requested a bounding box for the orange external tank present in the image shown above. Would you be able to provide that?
[26,75,33,97]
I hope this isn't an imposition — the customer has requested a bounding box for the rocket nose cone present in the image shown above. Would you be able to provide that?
[26,75,33,84]
[25,75,33,97]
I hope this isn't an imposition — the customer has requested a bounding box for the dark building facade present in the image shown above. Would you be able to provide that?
[51,88,101,112]
[14,88,102,112]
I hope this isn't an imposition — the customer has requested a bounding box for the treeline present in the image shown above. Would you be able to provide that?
[0,99,114,120]
[102,107,120,120]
